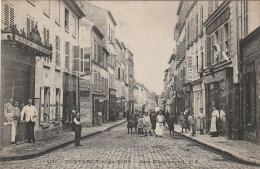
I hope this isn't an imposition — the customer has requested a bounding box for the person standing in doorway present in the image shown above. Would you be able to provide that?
[210,107,220,137]
[197,108,206,135]
[20,99,37,143]
[219,107,226,136]
[73,112,82,146]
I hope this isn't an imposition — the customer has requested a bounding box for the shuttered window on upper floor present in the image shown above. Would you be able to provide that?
[4,3,14,28]
[26,16,34,35]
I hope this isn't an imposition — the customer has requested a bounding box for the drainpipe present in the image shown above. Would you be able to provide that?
[0,46,3,149]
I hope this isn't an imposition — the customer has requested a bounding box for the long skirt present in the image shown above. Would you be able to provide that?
[155,122,164,136]
[198,118,205,130]
[210,116,218,136]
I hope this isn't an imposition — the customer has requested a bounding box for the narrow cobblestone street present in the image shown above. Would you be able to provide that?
[0,123,257,169]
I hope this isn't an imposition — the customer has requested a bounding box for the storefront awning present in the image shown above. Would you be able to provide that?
[2,25,52,57]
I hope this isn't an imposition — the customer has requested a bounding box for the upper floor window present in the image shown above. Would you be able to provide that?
[55,36,60,66]
[4,3,14,28]
[242,1,249,38]
[43,0,50,17]
[108,25,111,40]
[65,8,69,31]
[72,16,76,38]
[55,0,60,24]
[118,68,120,80]
[94,42,98,61]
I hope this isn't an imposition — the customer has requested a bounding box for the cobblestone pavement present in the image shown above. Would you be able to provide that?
[0,123,257,169]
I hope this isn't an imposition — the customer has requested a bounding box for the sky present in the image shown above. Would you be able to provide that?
[90,1,179,95]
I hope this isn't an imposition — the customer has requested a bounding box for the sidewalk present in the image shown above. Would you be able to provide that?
[173,124,260,166]
[0,120,126,161]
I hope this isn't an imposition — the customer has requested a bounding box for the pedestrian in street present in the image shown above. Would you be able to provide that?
[179,112,187,133]
[184,107,190,131]
[73,112,82,146]
[197,108,206,135]
[151,112,157,133]
[155,110,165,137]
[20,99,37,143]
[210,107,220,137]
[143,112,152,136]
[188,111,193,132]
[133,111,139,133]
[137,112,144,134]
[167,114,175,135]
[219,107,226,136]
[189,113,197,137]
[127,112,134,134]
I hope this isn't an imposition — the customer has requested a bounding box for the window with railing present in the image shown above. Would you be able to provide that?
[55,36,60,66]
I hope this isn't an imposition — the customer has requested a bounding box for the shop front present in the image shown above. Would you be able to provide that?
[204,67,237,138]
[1,25,52,146]
[240,27,260,144]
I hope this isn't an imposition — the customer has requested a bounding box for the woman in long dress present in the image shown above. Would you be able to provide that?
[197,108,206,135]
[156,111,165,137]
[210,107,220,137]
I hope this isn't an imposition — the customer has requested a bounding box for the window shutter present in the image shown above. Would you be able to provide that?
[4,4,9,27]
[27,17,31,34]
[74,46,80,71]
[47,29,49,45]
[228,20,231,58]
[10,7,14,27]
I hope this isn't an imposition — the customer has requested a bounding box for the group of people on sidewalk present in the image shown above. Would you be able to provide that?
[127,110,176,137]
[4,98,37,144]
[179,106,226,137]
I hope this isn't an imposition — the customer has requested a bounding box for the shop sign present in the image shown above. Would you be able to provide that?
[79,77,91,91]
[243,40,260,59]
[206,7,230,35]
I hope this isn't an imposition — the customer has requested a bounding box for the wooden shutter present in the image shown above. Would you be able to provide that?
[27,17,31,34]
[74,46,80,71]
[4,4,9,27]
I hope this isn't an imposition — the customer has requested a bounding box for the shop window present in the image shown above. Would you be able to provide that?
[55,88,60,121]
[43,27,50,46]
[65,8,69,31]
[246,71,256,127]
[65,41,70,69]
[44,87,50,123]
[26,16,34,35]
[55,36,60,66]
[4,3,14,28]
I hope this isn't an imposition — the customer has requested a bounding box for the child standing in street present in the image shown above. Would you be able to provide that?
[189,113,197,137]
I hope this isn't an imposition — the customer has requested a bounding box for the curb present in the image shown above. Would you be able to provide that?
[0,121,127,162]
[173,129,260,166]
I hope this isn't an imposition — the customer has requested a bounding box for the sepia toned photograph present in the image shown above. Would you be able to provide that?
[0,0,260,168]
